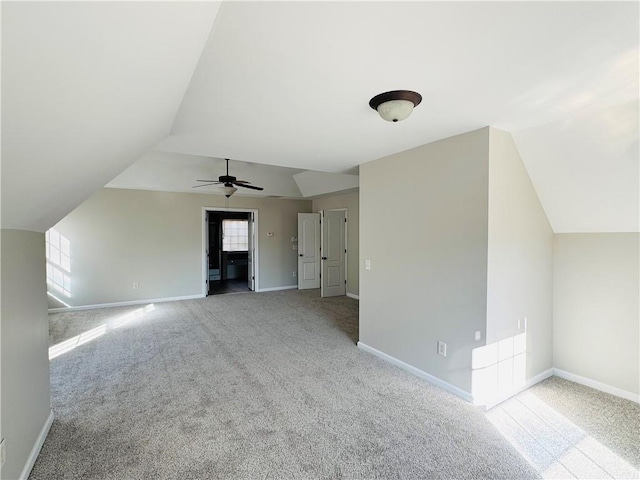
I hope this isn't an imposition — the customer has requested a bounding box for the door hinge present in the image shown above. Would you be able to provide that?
[345,218,347,223]
[344,279,347,285]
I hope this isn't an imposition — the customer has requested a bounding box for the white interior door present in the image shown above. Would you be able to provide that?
[321,210,346,297]
[297,213,320,289]
[247,212,255,291]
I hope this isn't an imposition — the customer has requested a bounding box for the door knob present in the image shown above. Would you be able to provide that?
[322,257,327,260]
[299,254,303,257]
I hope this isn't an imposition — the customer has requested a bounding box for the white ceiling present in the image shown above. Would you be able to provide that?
[2,2,638,233]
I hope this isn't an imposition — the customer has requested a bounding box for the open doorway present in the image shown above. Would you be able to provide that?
[204,209,257,296]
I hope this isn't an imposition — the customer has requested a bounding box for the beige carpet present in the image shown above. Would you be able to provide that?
[30,290,638,479]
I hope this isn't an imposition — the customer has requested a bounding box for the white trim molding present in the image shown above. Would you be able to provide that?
[357,342,473,402]
[553,368,639,403]
[346,292,359,300]
[19,410,54,480]
[48,294,204,313]
[258,285,298,293]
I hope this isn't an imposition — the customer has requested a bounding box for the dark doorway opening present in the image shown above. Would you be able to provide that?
[207,211,251,296]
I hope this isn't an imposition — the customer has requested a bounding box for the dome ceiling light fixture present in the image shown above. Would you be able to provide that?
[369,90,422,122]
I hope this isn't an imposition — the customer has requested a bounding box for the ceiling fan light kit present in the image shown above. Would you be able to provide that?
[223,184,237,198]
[369,90,422,122]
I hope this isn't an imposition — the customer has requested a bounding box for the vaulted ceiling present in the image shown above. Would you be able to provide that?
[2,2,638,233]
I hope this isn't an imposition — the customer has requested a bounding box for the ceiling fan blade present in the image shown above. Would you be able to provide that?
[234,182,264,191]
[196,179,222,183]
[192,183,219,188]
[234,180,251,184]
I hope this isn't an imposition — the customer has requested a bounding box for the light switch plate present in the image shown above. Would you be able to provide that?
[437,341,447,357]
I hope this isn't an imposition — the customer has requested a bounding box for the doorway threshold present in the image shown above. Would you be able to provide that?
[208,278,252,296]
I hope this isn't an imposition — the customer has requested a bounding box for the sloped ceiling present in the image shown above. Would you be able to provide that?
[1,2,221,231]
[2,2,638,233]
[513,101,638,232]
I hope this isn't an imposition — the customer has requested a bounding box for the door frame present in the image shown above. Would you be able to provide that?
[320,208,348,297]
[202,207,259,296]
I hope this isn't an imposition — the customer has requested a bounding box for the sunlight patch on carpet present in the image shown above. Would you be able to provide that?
[487,391,638,479]
[49,304,155,359]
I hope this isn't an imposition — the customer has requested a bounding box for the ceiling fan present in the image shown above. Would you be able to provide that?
[193,158,264,198]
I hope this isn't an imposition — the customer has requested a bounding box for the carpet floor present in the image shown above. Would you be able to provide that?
[30,290,638,479]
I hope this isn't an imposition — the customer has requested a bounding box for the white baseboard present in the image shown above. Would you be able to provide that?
[48,294,204,313]
[553,368,639,403]
[484,368,554,410]
[357,342,473,402]
[346,292,359,300]
[19,410,53,480]
[258,285,298,292]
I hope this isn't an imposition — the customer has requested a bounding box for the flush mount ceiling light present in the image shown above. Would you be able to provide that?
[369,90,422,122]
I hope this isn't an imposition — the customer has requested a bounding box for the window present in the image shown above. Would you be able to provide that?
[46,229,71,297]
[222,219,248,252]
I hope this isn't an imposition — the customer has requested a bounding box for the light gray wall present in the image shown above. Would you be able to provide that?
[49,189,312,307]
[1,230,51,480]
[486,128,554,374]
[553,233,639,395]
[312,192,359,297]
[360,128,490,394]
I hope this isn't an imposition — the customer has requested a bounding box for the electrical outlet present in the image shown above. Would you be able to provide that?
[132,282,139,290]
[1,438,6,469]
[474,331,482,341]
[437,341,447,357]
[292,271,297,277]
[364,260,371,270]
